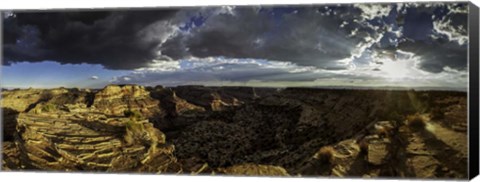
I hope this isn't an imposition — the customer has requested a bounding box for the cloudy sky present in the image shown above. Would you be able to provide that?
[1,3,469,89]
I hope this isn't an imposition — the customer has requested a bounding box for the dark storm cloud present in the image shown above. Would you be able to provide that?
[3,3,469,74]
[161,5,387,70]
[3,9,180,69]
[397,40,467,73]
[394,3,468,73]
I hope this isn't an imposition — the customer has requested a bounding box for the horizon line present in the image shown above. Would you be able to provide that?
[0,84,468,92]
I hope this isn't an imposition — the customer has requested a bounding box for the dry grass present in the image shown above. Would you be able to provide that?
[315,146,335,163]
[406,114,427,129]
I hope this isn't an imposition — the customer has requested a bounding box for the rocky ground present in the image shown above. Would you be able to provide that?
[1,85,468,179]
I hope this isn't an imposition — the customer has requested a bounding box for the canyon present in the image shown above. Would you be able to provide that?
[1,85,468,179]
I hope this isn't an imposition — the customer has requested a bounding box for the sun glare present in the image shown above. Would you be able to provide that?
[379,59,412,80]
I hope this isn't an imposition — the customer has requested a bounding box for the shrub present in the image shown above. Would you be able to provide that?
[41,103,56,112]
[315,146,335,163]
[406,114,427,129]
[124,109,143,121]
[358,139,369,154]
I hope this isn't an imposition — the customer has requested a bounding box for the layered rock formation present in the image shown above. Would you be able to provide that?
[92,85,163,118]
[5,112,181,172]
[1,85,468,179]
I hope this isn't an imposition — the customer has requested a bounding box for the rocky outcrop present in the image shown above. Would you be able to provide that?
[1,88,91,141]
[92,85,163,118]
[365,137,391,166]
[2,141,25,170]
[1,88,91,112]
[2,86,468,179]
[7,112,181,172]
[172,86,260,111]
[149,87,205,117]
[1,88,51,112]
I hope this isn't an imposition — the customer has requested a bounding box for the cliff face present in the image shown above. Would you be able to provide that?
[1,85,468,179]
[1,85,182,173]
[8,112,181,172]
[92,85,163,118]
[171,86,260,111]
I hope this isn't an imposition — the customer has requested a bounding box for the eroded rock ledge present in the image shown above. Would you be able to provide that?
[2,85,468,178]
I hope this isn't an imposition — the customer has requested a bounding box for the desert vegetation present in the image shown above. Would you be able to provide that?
[406,114,427,129]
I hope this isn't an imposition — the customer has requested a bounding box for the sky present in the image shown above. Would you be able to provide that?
[1,3,469,89]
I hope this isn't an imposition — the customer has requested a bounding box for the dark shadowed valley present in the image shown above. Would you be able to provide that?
[1,85,468,179]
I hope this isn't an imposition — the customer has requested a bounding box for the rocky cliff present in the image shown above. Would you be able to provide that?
[92,85,163,118]
[1,86,468,179]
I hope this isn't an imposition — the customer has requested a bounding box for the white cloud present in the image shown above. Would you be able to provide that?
[137,20,180,49]
[109,76,132,83]
[432,13,468,45]
[108,56,467,90]
[135,60,181,72]
[354,4,392,20]
[90,75,99,80]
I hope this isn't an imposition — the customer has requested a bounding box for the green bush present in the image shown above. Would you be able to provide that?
[41,103,56,112]
[406,114,427,129]
[124,109,143,121]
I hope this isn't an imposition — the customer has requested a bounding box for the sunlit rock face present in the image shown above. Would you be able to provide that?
[1,88,93,141]
[92,85,164,118]
[6,112,181,172]
[149,87,205,117]
[171,86,261,111]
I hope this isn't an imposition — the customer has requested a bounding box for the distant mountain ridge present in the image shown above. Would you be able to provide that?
[1,84,468,92]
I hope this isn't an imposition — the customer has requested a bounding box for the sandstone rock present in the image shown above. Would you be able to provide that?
[308,139,362,177]
[92,85,163,117]
[1,86,468,179]
[366,138,390,166]
[1,88,92,113]
[172,86,252,111]
[12,112,180,172]
[150,88,205,117]
[407,156,440,178]
[216,164,289,176]
[1,88,50,112]
[2,142,25,170]
[171,92,206,115]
